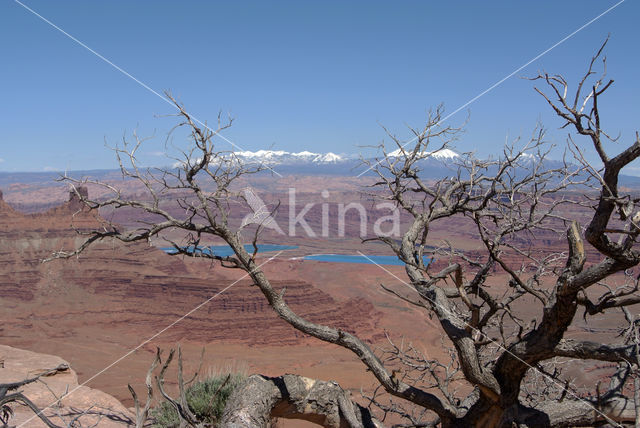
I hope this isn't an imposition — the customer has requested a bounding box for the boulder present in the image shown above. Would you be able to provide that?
[0,345,134,427]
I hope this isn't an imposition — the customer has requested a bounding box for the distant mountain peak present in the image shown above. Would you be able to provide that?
[387,148,460,160]
[232,150,346,164]
[235,150,288,158]
[292,151,318,157]
[314,152,342,163]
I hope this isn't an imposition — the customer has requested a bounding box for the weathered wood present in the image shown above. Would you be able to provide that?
[220,374,382,428]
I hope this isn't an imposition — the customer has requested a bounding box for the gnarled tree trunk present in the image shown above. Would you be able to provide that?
[219,374,383,428]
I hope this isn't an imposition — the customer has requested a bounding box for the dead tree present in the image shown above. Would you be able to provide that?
[50,40,640,427]
[0,364,72,428]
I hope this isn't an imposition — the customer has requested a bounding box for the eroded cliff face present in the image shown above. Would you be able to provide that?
[0,187,380,347]
[0,189,101,301]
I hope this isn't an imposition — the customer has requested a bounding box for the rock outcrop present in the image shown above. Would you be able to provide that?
[0,345,133,427]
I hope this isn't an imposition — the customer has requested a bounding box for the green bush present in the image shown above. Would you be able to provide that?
[151,373,246,427]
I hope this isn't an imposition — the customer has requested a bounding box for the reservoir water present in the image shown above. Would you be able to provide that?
[302,254,429,266]
[161,245,425,266]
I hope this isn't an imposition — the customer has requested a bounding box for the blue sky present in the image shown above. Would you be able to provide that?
[1,1,639,173]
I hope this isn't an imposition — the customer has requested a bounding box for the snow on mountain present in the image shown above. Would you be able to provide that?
[292,151,318,157]
[172,148,465,171]
[235,150,289,159]
[172,147,467,170]
[387,148,460,160]
[518,152,538,162]
[234,147,461,166]
[232,150,345,164]
[313,152,342,163]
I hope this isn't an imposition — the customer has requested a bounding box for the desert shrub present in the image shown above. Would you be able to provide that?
[151,372,246,427]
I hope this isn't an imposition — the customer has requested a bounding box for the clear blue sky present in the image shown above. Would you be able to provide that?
[1,1,639,173]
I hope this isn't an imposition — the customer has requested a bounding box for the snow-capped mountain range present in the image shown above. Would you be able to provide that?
[171,147,467,175]
[232,147,460,165]
[206,147,468,177]
[234,150,346,164]
[167,148,640,188]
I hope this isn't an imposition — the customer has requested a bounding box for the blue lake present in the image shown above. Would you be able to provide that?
[302,254,430,266]
[161,245,426,266]
[161,244,298,257]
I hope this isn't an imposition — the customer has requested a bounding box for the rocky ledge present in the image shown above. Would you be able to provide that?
[0,345,134,427]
